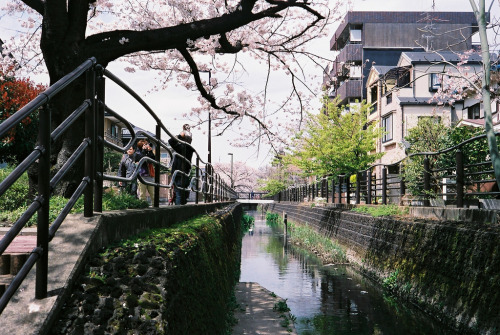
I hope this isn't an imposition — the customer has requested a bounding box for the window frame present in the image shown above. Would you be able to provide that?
[382,113,393,143]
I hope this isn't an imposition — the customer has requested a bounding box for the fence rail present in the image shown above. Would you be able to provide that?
[0,58,237,314]
[272,133,500,209]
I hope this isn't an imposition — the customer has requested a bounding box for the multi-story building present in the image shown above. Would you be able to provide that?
[325,11,479,107]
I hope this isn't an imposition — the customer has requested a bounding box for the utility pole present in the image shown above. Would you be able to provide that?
[228,153,234,188]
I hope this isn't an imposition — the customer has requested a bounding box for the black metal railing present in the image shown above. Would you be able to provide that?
[0,58,237,314]
[273,133,500,208]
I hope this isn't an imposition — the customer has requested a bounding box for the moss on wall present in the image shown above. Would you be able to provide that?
[51,203,243,335]
[266,203,500,335]
[165,204,243,334]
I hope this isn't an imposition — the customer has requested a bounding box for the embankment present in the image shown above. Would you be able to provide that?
[266,202,500,335]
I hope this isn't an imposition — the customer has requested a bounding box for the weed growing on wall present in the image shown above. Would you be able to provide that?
[351,204,408,217]
[241,214,255,233]
[265,212,347,264]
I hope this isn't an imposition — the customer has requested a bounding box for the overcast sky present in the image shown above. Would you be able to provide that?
[1,0,498,169]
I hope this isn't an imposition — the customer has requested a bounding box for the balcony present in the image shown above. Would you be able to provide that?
[335,44,362,65]
[334,80,363,103]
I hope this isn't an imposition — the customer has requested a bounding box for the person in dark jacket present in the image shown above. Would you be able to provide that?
[118,146,138,197]
[168,125,194,205]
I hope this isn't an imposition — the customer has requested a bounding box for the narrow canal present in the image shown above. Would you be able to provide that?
[239,210,458,335]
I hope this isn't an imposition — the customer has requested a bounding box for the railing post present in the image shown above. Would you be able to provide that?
[36,105,50,299]
[326,179,329,203]
[312,183,315,201]
[203,164,208,203]
[331,179,335,204]
[195,157,200,204]
[94,72,105,212]
[153,125,160,207]
[346,175,351,205]
[84,69,95,217]
[337,176,342,204]
[382,167,387,205]
[399,163,406,204]
[356,172,361,204]
[367,172,372,204]
[456,150,464,208]
[423,156,431,207]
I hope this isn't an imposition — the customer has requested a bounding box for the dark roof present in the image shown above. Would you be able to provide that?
[371,65,395,76]
[331,11,478,49]
[397,96,453,106]
[401,51,483,64]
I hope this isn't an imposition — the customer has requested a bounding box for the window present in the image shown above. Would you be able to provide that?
[386,93,392,105]
[349,65,362,78]
[468,103,481,119]
[350,29,362,43]
[429,73,442,92]
[110,125,118,138]
[382,114,393,143]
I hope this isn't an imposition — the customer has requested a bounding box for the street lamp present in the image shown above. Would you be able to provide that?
[199,69,212,201]
[228,153,234,189]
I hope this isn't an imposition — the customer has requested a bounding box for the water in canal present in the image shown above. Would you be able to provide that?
[239,210,458,335]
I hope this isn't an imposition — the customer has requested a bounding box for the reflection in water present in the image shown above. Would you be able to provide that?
[239,210,458,335]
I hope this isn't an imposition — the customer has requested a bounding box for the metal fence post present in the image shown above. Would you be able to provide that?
[399,163,405,204]
[346,175,351,205]
[382,167,387,205]
[195,157,200,204]
[367,172,372,204]
[84,69,95,217]
[331,179,335,204]
[94,72,105,212]
[36,105,50,299]
[356,172,361,204]
[423,156,431,207]
[456,150,464,208]
[153,125,160,207]
[337,176,342,204]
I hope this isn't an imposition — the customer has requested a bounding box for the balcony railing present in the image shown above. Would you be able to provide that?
[333,80,363,102]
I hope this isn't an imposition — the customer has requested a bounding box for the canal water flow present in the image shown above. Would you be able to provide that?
[239,210,458,335]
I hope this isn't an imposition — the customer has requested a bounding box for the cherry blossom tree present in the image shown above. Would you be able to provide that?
[1,0,345,195]
[213,161,262,192]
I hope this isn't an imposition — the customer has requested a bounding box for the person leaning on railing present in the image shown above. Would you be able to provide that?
[168,125,194,205]
[136,139,156,204]
[118,146,138,197]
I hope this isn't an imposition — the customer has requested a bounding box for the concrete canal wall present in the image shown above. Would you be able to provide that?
[1,202,242,335]
[265,202,500,335]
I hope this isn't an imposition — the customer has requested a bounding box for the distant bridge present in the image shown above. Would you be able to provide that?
[235,192,272,203]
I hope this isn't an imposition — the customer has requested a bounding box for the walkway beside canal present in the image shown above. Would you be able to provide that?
[233,282,297,335]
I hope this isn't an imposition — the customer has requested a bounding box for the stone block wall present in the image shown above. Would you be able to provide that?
[266,203,500,335]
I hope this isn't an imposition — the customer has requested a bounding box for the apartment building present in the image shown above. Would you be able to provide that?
[325,11,479,107]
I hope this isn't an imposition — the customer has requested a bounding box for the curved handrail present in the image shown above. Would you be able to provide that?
[0,57,236,316]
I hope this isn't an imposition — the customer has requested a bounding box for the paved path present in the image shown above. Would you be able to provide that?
[233,282,297,335]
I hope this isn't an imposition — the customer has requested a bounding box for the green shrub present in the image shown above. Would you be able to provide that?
[0,166,30,211]
[351,204,407,217]
[0,169,148,226]
[241,214,254,232]
[266,212,280,225]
